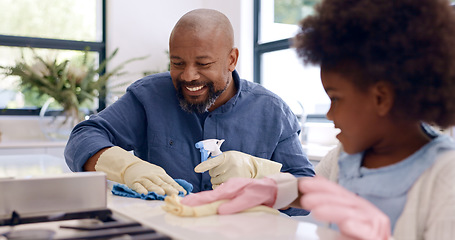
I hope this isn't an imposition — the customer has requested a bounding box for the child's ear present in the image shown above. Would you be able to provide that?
[372,81,394,116]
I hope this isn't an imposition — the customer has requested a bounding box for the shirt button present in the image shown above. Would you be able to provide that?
[169,140,174,146]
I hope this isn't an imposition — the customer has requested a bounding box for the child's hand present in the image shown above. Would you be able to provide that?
[180,177,278,214]
[299,176,391,240]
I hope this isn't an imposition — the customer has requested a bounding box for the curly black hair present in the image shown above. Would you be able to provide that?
[294,0,455,128]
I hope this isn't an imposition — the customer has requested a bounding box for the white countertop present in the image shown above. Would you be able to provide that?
[0,191,341,240]
[302,144,336,162]
[0,154,71,177]
[0,140,67,148]
[0,140,331,162]
[108,193,341,240]
[0,154,342,239]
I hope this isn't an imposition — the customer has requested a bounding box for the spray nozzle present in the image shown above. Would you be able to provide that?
[195,139,225,162]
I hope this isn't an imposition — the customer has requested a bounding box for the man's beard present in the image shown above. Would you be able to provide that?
[176,80,228,114]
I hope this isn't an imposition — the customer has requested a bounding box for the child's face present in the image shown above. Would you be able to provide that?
[321,70,382,154]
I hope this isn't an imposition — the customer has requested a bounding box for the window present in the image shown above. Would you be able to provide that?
[0,0,105,114]
[254,0,329,122]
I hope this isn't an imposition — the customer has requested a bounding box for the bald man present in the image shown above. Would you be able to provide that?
[65,9,314,214]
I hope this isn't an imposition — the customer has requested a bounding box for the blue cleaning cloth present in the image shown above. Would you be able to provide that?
[111,179,193,200]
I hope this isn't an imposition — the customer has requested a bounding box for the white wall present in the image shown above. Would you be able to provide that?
[106,0,253,104]
[0,0,254,145]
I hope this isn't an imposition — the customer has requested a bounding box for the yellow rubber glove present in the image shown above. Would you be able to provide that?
[95,146,186,196]
[194,150,282,189]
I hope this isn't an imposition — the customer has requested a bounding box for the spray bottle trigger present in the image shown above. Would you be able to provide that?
[195,139,224,162]
[195,142,209,162]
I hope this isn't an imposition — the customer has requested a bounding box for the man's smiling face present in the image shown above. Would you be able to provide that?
[169,29,234,113]
[169,12,238,114]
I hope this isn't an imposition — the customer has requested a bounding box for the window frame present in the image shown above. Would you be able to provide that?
[0,0,107,115]
[253,0,327,121]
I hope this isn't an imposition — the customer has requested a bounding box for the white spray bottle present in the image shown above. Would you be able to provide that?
[195,139,225,162]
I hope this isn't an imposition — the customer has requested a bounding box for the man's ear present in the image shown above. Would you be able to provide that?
[372,81,394,116]
[228,48,239,72]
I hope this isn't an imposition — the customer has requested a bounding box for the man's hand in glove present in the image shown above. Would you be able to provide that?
[194,150,282,188]
[299,176,391,240]
[95,146,186,196]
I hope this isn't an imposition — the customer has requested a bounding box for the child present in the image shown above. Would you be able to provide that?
[173,0,455,239]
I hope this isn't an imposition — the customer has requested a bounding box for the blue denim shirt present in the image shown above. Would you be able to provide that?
[338,124,455,232]
[65,70,314,193]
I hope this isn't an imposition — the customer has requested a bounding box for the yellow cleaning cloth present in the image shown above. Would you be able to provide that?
[162,195,279,217]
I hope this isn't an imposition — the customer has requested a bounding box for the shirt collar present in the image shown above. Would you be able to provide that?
[338,125,455,196]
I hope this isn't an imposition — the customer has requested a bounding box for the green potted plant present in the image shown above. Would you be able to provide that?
[0,48,147,139]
